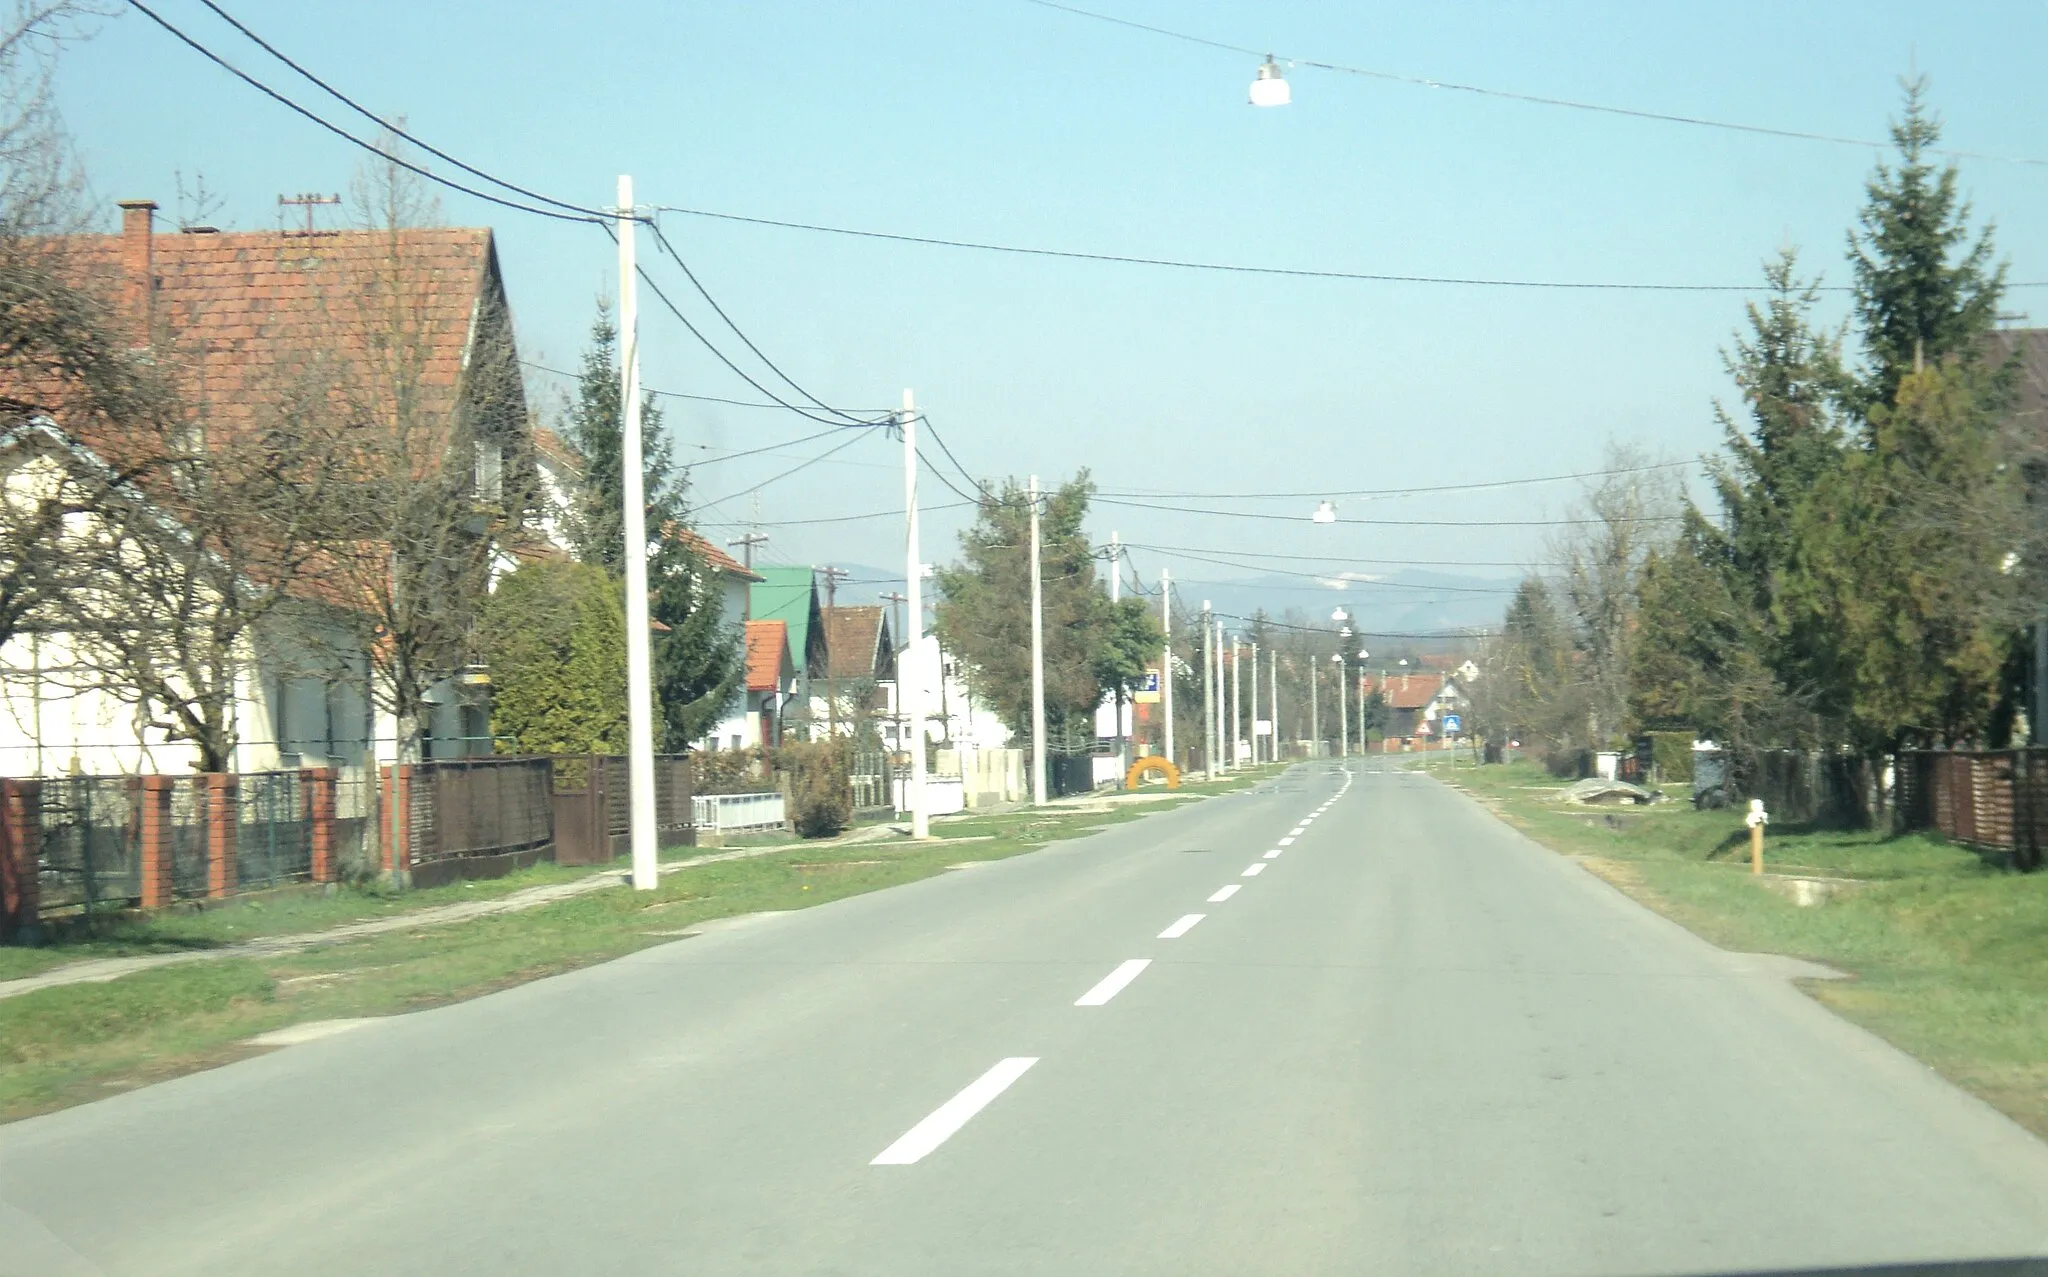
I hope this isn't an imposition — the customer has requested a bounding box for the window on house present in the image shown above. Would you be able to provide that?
[473,438,504,502]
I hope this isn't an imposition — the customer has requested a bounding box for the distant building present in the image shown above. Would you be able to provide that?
[740,620,794,749]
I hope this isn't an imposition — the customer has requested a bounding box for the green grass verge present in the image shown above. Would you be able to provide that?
[1441,760,2048,1138]
[0,785,1237,1122]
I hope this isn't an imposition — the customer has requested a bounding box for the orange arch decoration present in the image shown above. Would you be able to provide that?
[1125,755,1182,790]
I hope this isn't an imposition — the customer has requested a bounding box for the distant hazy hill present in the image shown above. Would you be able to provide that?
[1187,568,1514,637]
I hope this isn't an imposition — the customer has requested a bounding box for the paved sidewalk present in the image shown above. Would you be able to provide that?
[0,825,909,1002]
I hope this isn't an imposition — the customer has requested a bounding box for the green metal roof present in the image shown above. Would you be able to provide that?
[749,567,826,673]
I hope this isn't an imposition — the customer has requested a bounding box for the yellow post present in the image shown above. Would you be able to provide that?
[1747,798,1768,875]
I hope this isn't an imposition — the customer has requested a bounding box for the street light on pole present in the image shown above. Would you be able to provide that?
[616,176,658,892]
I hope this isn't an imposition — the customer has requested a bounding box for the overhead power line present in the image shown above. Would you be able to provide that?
[1211,610,1499,640]
[188,0,615,219]
[141,1,898,431]
[1099,459,1701,502]
[126,0,607,224]
[661,204,2048,294]
[606,221,895,428]
[520,360,890,414]
[1122,540,1560,571]
[645,220,873,426]
[917,414,990,497]
[697,429,875,509]
[1022,0,2048,169]
[1092,495,1683,527]
[694,500,977,529]
[1152,547,1517,594]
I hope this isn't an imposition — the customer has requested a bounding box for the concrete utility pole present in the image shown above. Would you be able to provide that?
[1215,617,1228,771]
[1236,642,1253,761]
[1337,655,1349,760]
[1271,651,1279,764]
[1220,634,1236,769]
[1309,658,1319,758]
[1107,531,1122,760]
[901,391,929,839]
[1028,474,1047,806]
[1202,600,1215,780]
[1161,568,1174,767]
[616,176,658,891]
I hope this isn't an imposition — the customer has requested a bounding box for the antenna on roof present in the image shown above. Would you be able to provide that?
[277,192,341,237]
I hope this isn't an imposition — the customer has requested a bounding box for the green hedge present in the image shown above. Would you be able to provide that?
[1647,731,1697,783]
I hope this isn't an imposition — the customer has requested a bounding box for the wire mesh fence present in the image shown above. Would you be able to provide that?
[168,777,210,900]
[36,776,139,913]
[236,770,313,889]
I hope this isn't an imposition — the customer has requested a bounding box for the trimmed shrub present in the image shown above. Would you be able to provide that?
[776,740,853,839]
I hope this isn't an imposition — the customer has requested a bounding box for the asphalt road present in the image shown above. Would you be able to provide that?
[6,762,2048,1276]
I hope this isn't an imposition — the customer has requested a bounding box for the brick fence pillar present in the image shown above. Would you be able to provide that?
[381,763,412,880]
[205,773,238,898]
[0,779,41,942]
[304,768,336,883]
[135,775,174,909]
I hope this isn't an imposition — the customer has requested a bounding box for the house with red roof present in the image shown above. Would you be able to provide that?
[1367,671,1470,750]
[741,620,795,748]
[0,197,534,775]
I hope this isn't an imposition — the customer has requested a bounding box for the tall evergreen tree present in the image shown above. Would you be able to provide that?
[564,305,686,571]
[1846,77,2006,408]
[1818,80,2016,750]
[562,302,741,751]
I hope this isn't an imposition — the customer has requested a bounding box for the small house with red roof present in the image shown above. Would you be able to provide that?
[1368,672,1470,749]
[741,620,795,748]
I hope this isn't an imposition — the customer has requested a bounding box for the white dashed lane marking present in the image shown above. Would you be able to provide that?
[1075,959,1151,1007]
[1207,884,1241,903]
[1242,863,1266,877]
[1158,913,1206,939]
[871,1058,1039,1165]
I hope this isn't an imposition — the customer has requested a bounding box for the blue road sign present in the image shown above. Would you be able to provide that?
[1442,714,1462,735]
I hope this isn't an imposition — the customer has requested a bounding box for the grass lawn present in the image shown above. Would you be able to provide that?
[0,777,1244,1122]
[1438,759,2048,1139]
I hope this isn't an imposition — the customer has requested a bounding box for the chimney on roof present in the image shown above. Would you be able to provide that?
[117,199,157,345]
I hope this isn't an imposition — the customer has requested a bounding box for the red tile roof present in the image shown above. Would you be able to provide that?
[1372,673,1447,711]
[744,619,791,692]
[14,218,500,454]
[820,604,889,680]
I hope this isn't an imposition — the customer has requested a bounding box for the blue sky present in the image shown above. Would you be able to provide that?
[58,0,2048,619]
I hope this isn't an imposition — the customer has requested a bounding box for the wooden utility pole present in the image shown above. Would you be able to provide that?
[277,192,339,236]
[819,565,850,737]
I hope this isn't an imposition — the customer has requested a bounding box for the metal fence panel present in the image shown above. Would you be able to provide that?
[691,791,786,833]
[169,778,210,900]
[37,776,138,912]
[237,770,312,889]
